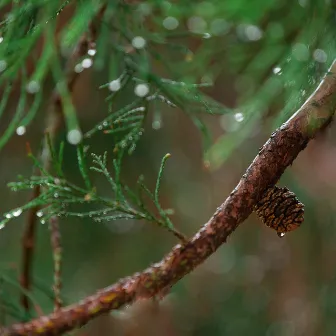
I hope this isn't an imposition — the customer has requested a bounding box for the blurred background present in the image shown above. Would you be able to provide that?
[1,0,336,335]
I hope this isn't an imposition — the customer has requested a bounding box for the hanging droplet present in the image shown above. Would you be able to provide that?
[16,126,26,136]
[87,49,96,56]
[36,211,43,217]
[13,209,22,217]
[67,129,82,145]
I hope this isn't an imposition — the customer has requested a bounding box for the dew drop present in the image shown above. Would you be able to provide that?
[187,16,207,34]
[277,232,285,238]
[81,58,93,69]
[74,63,84,73]
[0,224,4,230]
[26,81,40,94]
[273,66,282,74]
[5,213,12,219]
[108,79,121,92]
[162,16,179,30]
[313,49,327,63]
[152,120,162,130]
[13,209,22,217]
[292,43,309,61]
[36,211,43,217]
[67,129,82,145]
[87,49,96,56]
[244,25,263,41]
[0,37,3,43]
[234,112,244,122]
[134,83,149,97]
[0,60,7,72]
[54,192,59,198]
[16,126,26,136]
[132,36,146,49]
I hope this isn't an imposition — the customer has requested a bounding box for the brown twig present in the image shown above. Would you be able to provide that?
[49,216,62,311]
[19,4,107,314]
[5,61,336,336]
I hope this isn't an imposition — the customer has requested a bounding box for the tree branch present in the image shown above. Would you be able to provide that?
[4,61,336,336]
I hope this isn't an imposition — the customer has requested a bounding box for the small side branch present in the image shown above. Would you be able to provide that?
[19,4,107,314]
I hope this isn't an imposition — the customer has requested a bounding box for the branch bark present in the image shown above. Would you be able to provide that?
[4,61,336,336]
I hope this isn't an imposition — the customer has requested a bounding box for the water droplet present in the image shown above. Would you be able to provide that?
[292,43,309,61]
[36,211,43,217]
[13,209,22,217]
[0,224,4,230]
[134,83,149,97]
[313,49,327,63]
[277,232,285,238]
[67,129,82,145]
[210,19,231,35]
[132,36,146,49]
[98,125,103,130]
[81,58,93,69]
[203,33,211,39]
[0,37,3,43]
[162,16,179,30]
[88,49,96,56]
[152,120,162,130]
[103,121,108,126]
[273,66,282,74]
[244,25,263,41]
[16,126,26,136]
[108,79,121,92]
[74,63,84,73]
[54,192,59,198]
[0,60,7,72]
[26,81,40,94]
[5,213,12,219]
[187,16,207,34]
[40,219,46,224]
[234,112,244,122]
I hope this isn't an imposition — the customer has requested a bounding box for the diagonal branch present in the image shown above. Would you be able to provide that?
[5,61,336,336]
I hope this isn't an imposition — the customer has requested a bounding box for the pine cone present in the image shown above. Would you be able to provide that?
[254,186,304,237]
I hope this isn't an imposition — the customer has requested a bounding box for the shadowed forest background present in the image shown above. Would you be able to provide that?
[1,1,336,335]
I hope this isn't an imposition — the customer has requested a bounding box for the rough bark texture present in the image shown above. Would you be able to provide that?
[2,62,336,336]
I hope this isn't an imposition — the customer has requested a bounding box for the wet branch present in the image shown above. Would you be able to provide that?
[8,60,336,335]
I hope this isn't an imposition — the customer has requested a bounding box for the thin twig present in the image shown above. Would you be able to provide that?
[49,216,62,311]
[6,60,336,336]
[19,4,107,314]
